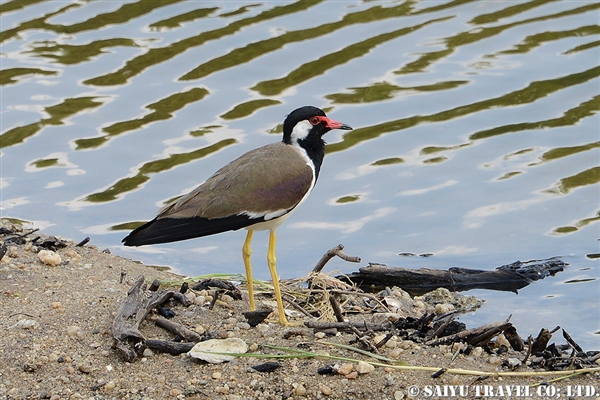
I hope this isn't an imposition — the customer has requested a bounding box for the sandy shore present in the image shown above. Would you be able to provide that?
[1,219,598,399]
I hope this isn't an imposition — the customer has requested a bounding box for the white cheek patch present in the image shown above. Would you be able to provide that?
[290,120,313,142]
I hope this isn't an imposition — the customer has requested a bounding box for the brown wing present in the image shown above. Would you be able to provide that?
[160,142,314,219]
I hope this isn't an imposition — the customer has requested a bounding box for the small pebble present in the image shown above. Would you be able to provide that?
[194,325,205,334]
[435,303,455,314]
[471,347,483,357]
[66,326,82,337]
[79,363,93,374]
[295,384,307,396]
[38,250,62,266]
[222,294,234,303]
[143,348,154,357]
[388,349,402,359]
[314,331,326,339]
[345,371,358,379]
[212,372,222,379]
[236,322,251,330]
[356,360,375,374]
[257,324,270,333]
[337,363,353,375]
[63,249,81,261]
[507,357,521,368]
[321,384,332,396]
[7,246,19,258]
[494,334,510,349]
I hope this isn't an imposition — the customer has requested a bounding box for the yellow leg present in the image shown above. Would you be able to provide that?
[243,230,255,311]
[267,229,289,325]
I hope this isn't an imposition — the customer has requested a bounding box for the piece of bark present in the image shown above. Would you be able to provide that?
[155,318,203,342]
[503,325,524,351]
[425,321,512,347]
[112,275,192,361]
[562,329,583,352]
[243,309,272,327]
[531,328,552,354]
[192,278,242,300]
[252,362,281,372]
[329,296,345,322]
[146,339,195,355]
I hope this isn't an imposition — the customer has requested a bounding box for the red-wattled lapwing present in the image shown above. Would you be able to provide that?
[122,106,352,325]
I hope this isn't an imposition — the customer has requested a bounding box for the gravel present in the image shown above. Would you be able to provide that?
[1,219,598,399]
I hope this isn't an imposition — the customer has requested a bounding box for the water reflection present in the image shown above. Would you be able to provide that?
[1,0,598,347]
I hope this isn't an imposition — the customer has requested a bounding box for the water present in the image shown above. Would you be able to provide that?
[1,0,598,349]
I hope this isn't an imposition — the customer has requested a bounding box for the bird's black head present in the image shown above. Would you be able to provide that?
[281,105,352,178]
[282,106,352,145]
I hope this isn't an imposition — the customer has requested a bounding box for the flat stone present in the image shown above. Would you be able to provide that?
[188,338,248,364]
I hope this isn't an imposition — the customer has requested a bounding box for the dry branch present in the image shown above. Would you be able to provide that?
[112,275,191,361]
[313,244,361,273]
[305,320,392,332]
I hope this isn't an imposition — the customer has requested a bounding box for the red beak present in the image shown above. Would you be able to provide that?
[325,118,353,130]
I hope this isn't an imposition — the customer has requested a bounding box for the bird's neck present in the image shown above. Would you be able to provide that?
[296,138,325,180]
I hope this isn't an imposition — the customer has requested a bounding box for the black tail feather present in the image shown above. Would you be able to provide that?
[122,214,261,246]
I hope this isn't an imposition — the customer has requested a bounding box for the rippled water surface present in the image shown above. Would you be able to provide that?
[1,0,598,347]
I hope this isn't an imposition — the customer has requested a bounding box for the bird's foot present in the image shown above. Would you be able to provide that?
[280,318,305,327]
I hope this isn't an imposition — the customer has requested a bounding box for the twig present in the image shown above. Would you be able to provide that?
[427,315,455,341]
[281,294,313,318]
[425,321,511,347]
[209,290,220,310]
[431,368,446,378]
[13,228,39,240]
[313,244,361,273]
[330,290,391,313]
[562,329,583,352]
[305,320,392,332]
[329,295,345,322]
[76,237,90,247]
[349,324,378,353]
[522,335,534,365]
[375,332,394,349]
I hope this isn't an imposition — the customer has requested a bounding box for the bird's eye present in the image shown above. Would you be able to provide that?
[309,116,321,126]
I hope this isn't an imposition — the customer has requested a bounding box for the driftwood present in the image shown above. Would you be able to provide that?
[146,339,195,355]
[425,321,513,347]
[155,317,203,342]
[304,320,392,332]
[342,259,566,295]
[112,275,191,361]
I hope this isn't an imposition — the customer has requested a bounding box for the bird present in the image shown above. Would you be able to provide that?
[122,106,352,325]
